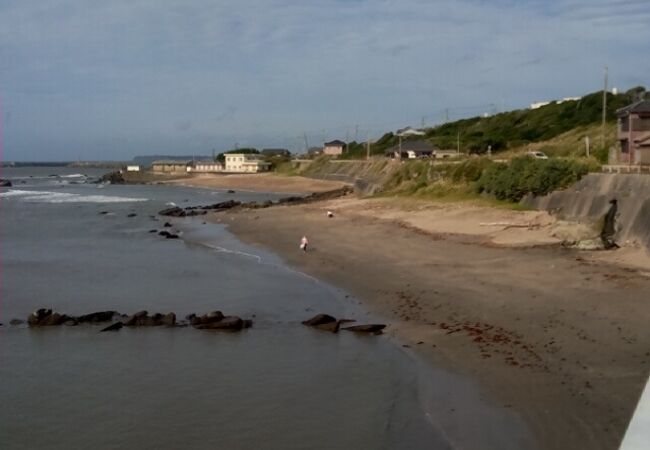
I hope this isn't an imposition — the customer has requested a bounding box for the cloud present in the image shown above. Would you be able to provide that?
[0,0,648,160]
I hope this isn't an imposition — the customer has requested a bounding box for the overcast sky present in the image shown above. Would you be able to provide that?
[1,0,649,161]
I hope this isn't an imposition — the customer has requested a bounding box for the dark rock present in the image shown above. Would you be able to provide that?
[127,213,137,218]
[191,311,225,325]
[149,229,158,233]
[159,230,171,237]
[227,190,236,193]
[123,310,148,326]
[165,233,180,239]
[64,320,79,326]
[100,322,123,332]
[158,207,186,217]
[163,222,172,227]
[342,324,386,334]
[76,311,117,323]
[194,316,251,331]
[27,309,72,326]
[203,200,241,211]
[9,319,24,326]
[98,171,125,184]
[302,314,337,327]
[0,179,13,187]
[161,313,176,326]
[99,211,110,215]
[185,210,207,216]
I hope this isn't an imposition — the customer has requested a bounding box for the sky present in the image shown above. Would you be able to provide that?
[1,0,649,161]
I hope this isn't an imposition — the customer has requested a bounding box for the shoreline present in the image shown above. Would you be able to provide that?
[209,196,650,450]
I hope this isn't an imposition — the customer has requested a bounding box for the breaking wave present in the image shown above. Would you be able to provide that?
[0,189,147,203]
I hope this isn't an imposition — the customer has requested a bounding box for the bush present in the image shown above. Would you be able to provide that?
[476,157,589,202]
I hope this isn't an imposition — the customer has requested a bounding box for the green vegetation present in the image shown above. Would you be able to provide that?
[475,157,590,202]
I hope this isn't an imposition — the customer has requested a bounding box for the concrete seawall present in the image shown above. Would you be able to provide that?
[525,173,650,250]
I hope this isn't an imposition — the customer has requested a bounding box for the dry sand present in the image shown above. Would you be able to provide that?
[210,195,650,450]
[165,173,346,194]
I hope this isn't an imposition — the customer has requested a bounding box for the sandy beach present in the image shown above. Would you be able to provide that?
[210,195,650,450]
[164,173,346,194]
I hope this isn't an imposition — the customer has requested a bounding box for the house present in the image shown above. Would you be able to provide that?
[396,126,426,137]
[386,140,438,159]
[126,165,141,172]
[323,140,346,156]
[224,153,271,173]
[261,148,291,157]
[617,99,650,165]
[151,160,191,173]
[188,161,224,173]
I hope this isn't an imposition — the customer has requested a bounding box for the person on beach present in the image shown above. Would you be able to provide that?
[300,235,308,252]
[327,210,334,218]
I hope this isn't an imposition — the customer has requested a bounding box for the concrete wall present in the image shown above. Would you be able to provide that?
[525,173,650,249]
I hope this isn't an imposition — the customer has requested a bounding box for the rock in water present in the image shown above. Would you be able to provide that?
[302,314,337,326]
[194,316,252,331]
[342,324,386,334]
[161,313,176,326]
[0,179,13,187]
[27,309,72,326]
[76,311,117,323]
[158,207,186,217]
[100,322,123,332]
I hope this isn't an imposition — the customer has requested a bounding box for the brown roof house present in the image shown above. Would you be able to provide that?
[323,140,346,156]
[385,139,438,159]
[617,99,650,165]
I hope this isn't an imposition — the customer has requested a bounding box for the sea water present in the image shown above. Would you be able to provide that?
[0,167,533,450]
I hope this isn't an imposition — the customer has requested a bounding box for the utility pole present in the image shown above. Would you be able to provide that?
[456,130,460,155]
[421,116,426,128]
[602,65,608,151]
[303,132,309,153]
[366,133,371,161]
[445,108,450,122]
[354,125,359,142]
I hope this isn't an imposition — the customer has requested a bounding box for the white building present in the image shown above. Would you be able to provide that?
[224,154,271,173]
[126,165,141,172]
[323,140,346,156]
[188,161,224,173]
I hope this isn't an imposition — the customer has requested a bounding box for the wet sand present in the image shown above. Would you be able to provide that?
[210,196,650,450]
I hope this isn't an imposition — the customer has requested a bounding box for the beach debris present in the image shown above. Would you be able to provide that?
[0,179,13,187]
[100,322,123,332]
[341,324,386,334]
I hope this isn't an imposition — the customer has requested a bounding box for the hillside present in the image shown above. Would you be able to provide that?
[341,86,645,159]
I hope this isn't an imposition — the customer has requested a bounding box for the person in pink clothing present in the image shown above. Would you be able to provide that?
[300,236,308,252]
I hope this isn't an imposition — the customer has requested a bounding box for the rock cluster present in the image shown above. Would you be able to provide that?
[301,313,385,334]
[22,308,252,333]
[0,179,12,187]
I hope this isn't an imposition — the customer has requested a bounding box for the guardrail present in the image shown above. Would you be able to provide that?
[602,165,650,174]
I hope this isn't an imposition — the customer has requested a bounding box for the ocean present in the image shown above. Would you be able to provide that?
[0,167,532,450]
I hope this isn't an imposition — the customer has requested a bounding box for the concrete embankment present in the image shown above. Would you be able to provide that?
[298,159,400,195]
[525,173,650,250]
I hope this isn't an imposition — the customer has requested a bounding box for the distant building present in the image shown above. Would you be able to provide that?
[224,154,271,173]
[396,126,426,137]
[307,147,323,157]
[617,99,650,165]
[188,161,224,173]
[323,140,346,156]
[530,97,581,110]
[151,160,191,173]
[126,165,141,172]
[261,148,291,157]
[386,140,438,159]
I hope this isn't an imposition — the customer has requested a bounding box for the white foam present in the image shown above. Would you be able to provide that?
[0,189,148,203]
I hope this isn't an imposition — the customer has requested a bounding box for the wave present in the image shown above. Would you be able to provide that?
[0,189,148,203]
[3,173,87,181]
